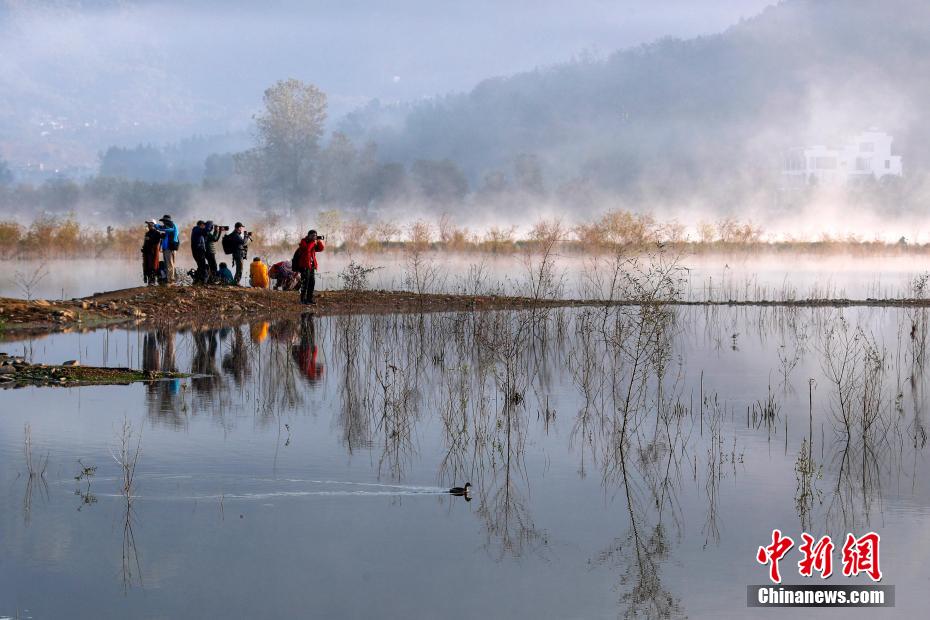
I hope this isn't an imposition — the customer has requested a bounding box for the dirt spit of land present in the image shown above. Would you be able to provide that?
[4,285,930,340]
[0,285,594,338]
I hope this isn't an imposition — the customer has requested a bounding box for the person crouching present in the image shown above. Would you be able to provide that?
[250,256,269,288]
[269,260,300,290]
[217,262,235,285]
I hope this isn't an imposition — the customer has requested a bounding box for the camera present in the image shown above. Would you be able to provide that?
[317,234,325,240]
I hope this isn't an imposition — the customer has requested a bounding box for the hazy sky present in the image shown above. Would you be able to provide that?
[0,0,776,161]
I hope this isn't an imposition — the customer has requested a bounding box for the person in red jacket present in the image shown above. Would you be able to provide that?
[294,229,325,304]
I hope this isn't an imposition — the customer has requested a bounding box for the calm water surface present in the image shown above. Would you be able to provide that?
[1,305,928,618]
[1,253,927,301]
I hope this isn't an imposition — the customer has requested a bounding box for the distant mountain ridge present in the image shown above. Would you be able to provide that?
[340,0,930,204]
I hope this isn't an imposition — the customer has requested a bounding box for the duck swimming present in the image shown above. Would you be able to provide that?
[449,482,472,496]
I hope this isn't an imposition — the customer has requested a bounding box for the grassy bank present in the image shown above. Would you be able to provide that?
[0,352,187,388]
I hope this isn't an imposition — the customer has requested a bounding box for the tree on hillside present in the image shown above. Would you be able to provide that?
[341,0,930,208]
[237,78,328,207]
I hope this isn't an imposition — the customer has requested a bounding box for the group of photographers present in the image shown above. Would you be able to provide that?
[190,220,252,285]
[142,216,325,304]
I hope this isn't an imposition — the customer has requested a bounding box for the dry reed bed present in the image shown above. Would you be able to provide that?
[1,213,928,259]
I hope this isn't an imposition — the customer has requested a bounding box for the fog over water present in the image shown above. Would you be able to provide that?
[1,253,929,302]
[3,0,929,240]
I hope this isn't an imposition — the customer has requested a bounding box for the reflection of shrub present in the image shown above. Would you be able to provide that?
[338,260,381,291]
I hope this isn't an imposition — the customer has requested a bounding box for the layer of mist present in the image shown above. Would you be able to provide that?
[2,1,928,241]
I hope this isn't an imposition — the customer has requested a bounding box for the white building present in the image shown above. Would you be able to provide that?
[784,130,902,186]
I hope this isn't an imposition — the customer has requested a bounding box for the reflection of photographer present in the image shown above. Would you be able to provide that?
[292,314,324,384]
[221,222,252,285]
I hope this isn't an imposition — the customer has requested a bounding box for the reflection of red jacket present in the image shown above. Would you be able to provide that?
[295,345,324,383]
[294,238,325,270]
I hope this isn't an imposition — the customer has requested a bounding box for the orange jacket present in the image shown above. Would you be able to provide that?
[249,260,269,288]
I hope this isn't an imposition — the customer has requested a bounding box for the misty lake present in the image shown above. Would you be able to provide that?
[1,300,927,618]
[1,253,929,302]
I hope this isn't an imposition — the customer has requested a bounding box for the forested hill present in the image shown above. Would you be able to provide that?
[340,0,930,203]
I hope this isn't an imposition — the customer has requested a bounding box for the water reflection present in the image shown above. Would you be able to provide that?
[191,329,220,393]
[292,315,324,386]
[4,303,930,618]
[143,330,183,425]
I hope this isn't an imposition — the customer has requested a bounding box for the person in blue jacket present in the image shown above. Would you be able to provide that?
[157,214,179,283]
[217,262,235,285]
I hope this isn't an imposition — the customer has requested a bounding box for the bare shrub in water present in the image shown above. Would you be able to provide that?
[14,263,49,301]
[111,418,142,501]
[819,317,893,528]
[404,242,442,294]
[23,424,49,523]
[522,218,565,302]
[23,423,49,479]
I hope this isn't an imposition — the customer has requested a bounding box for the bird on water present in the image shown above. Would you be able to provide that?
[449,482,472,496]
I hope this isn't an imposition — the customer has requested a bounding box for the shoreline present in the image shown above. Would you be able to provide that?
[2,285,929,340]
[0,286,596,339]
